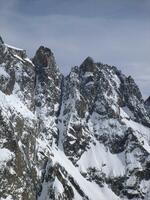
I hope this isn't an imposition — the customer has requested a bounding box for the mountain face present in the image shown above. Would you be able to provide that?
[0,36,150,200]
[145,97,150,116]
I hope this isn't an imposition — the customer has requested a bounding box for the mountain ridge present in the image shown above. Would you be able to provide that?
[0,36,150,200]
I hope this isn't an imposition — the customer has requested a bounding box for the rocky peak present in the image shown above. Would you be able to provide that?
[0,39,27,64]
[80,56,96,73]
[33,46,62,145]
[33,46,55,69]
[126,75,142,100]
[33,46,61,84]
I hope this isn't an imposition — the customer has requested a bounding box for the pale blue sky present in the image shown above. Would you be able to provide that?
[0,0,150,98]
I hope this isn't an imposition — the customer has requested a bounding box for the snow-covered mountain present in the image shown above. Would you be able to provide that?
[0,36,150,200]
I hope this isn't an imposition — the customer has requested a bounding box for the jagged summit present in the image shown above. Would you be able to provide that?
[0,39,150,200]
[35,46,54,58]
[33,46,55,68]
[82,56,94,64]
[0,36,28,64]
[80,56,96,72]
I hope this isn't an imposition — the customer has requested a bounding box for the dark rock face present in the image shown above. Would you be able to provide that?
[0,35,150,200]
[80,56,96,72]
[145,96,150,115]
[33,46,62,115]
[33,46,62,147]
[119,74,150,126]
[0,36,4,44]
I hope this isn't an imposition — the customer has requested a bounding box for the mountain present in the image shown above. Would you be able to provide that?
[0,36,150,200]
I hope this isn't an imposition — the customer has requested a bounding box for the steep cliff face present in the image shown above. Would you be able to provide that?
[0,36,150,200]
[0,39,37,200]
[145,97,150,116]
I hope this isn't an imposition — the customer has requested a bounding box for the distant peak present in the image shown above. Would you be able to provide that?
[80,56,95,72]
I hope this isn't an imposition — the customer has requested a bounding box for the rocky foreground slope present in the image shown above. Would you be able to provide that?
[0,36,150,200]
